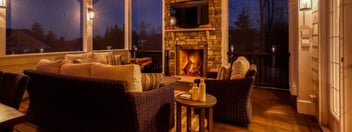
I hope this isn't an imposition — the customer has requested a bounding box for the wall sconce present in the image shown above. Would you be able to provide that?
[88,8,95,20]
[300,0,312,11]
[170,16,177,26]
[0,0,6,8]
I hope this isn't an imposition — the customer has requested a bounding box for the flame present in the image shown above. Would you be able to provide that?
[190,56,195,63]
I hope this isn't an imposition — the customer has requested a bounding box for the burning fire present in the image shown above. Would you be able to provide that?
[183,56,202,76]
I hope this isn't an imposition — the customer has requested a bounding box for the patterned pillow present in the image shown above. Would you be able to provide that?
[141,73,164,91]
[216,63,231,80]
[230,56,250,80]
[107,55,122,65]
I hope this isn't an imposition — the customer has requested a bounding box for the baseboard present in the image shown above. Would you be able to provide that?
[255,86,290,91]
[290,84,298,96]
[297,99,315,115]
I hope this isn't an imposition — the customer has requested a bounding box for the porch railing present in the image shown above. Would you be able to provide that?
[229,52,290,89]
[135,50,163,73]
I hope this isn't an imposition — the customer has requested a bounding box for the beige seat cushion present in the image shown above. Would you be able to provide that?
[230,56,250,80]
[91,63,142,92]
[64,52,94,63]
[93,52,113,64]
[216,63,231,80]
[36,59,65,74]
[60,63,92,78]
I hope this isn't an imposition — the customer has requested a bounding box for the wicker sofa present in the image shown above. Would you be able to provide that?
[195,64,257,126]
[23,69,174,132]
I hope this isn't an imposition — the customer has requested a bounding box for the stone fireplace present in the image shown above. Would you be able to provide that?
[176,44,207,77]
[164,0,223,77]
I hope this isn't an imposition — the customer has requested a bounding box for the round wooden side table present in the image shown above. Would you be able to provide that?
[175,93,217,132]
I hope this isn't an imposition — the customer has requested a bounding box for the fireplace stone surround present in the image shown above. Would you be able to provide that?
[164,0,223,76]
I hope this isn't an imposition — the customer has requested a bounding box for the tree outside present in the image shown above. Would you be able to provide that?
[228,0,288,53]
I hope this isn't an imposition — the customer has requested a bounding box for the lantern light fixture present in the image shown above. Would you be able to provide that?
[0,0,6,8]
[88,8,95,20]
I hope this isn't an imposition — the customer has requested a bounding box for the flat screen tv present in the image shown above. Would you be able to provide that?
[170,0,209,28]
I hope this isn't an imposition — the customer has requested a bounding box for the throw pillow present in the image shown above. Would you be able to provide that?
[60,63,92,78]
[141,73,164,91]
[107,54,122,65]
[91,63,143,92]
[36,59,65,74]
[216,63,231,80]
[230,56,250,80]
[72,59,83,64]
[64,52,94,63]
[93,52,113,64]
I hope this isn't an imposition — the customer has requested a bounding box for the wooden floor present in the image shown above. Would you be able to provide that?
[172,84,322,132]
[215,87,322,132]
[14,85,322,132]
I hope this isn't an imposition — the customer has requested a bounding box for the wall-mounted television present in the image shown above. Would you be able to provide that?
[170,0,209,28]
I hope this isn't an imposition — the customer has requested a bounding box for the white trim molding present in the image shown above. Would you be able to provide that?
[297,99,315,115]
[221,0,228,65]
[289,0,299,96]
[342,0,352,131]
[0,6,6,56]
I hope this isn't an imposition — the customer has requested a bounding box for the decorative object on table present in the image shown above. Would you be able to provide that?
[191,83,199,101]
[199,79,206,102]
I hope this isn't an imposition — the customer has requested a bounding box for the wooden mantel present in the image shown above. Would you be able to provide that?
[165,27,216,40]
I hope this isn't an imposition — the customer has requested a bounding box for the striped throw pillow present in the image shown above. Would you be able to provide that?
[216,63,231,80]
[141,73,164,91]
[107,55,122,65]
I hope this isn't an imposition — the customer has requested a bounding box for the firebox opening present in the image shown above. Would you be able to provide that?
[180,49,204,76]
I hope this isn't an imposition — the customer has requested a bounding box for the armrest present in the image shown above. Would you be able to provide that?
[159,76,180,87]
[128,85,175,131]
[194,78,254,103]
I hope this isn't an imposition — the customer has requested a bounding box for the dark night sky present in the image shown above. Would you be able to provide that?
[93,0,162,36]
[7,0,270,39]
[7,0,81,39]
[132,0,162,31]
[93,0,124,36]
[7,0,162,39]
[229,0,260,29]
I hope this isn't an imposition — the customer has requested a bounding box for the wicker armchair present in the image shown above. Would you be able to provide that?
[0,71,29,132]
[0,71,29,109]
[195,64,257,126]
